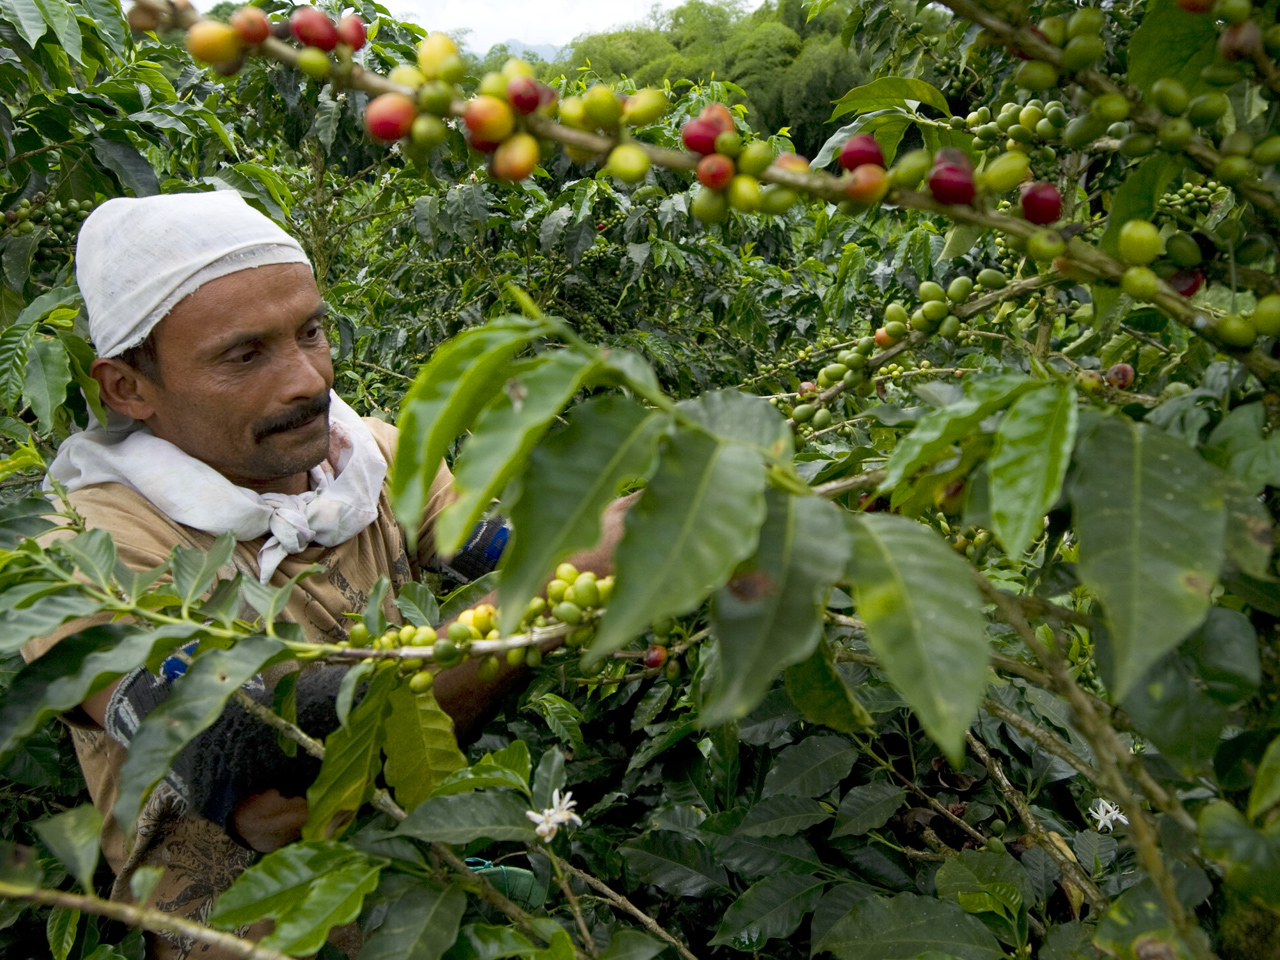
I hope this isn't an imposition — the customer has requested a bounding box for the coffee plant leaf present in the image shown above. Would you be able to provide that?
[114,636,287,832]
[830,782,907,838]
[818,892,1005,960]
[1070,418,1226,699]
[382,683,467,813]
[448,923,540,960]
[783,639,874,735]
[676,389,793,463]
[0,592,102,658]
[1247,735,1280,823]
[303,665,397,841]
[209,840,386,955]
[1127,0,1219,98]
[761,733,858,799]
[391,315,555,535]
[829,76,951,122]
[619,831,730,896]
[396,790,539,845]
[499,396,666,635]
[360,880,466,960]
[395,581,440,628]
[847,514,990,764]
[1099,155,1183,260]
[1220,476,1274,579]
[0,622,204,762]
[31,804,100,892]
[21,336,69,435]
[432,741,531,799]
[531,746,567,810]
[704,492,850,727]
[0,496,55,550]
[737,796,832,837]
[710,871,826,949]
[1123,649,1227,777]
[1183,608,1261,705]
[989,384,1078,557]
[46,903,77,960]
[703,830,824,879]
[168,531,236,615]
[880,374,1038,493]
[1199,801,1280,907]
[598,929,666,960]
[592,427,767,662]
[436,349,603,556]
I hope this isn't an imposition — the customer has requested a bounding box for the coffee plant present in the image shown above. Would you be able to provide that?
[4,0,1280,957]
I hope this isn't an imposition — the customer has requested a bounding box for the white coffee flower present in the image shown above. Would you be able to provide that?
[526,789,584,843]
[1089,798,1129,832]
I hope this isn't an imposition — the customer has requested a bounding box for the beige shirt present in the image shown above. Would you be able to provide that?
[24,417,454,959]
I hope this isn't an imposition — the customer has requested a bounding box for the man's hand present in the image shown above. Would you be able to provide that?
[232,790,309,852]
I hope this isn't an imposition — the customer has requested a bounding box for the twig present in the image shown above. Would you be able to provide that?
[539,848,598,958]
[0,882,291,960]
[982,697,1102,789]
[558,861,702,960]
[966,733,1109,913]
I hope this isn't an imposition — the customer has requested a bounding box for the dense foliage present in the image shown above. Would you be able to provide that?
[4,0,1280,958]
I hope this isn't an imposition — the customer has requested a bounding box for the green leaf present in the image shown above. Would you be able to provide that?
[447,923,540,960]
[210,841,386,955]
[530,693,584,746]
[32,804,100,891]
[1184,608,1260,705]
[114,636,287,832]
[56,528,116,589]
[598,930,665,960]
[818,893,1005,960]
[436,350,602,555]
[46,903,78,960]
[1070,418,1226,698]
[710,872,826,949]
[0,318,37,411]
[761,734,857,799]
[22,337,71,434]
[989,385,1077,556]
[935,850,1029,902]
[831,77,951,120]
[592,428,767,660]
[499,396,665,634]
[395,582,440,628]
[361,882,466,960]
[169,532,236,615]
[1099,155,1182,259]
[831,783,906,838]
[91,137,159,197]
[1199,801,1280,907]
[676,390,794,462]
[847,514,990,764]
[704,493,851,727]
[784,640,874,734]
[0,623,202,763]
[433,741,532,798]
[303,665,397,841]
[1248,733,1280,821]
[392,316,553,533]
[77,0,127,54]
[396,791,539,844]
[0,0,47,47]
[737,796,832,837]
[1121,648,1226,776]
[0,840,43,890]
[704,829,823,879]
[880,375,1036,493]
[620,832,730,895]
[532,746,566,810]
[0,593,103,658]
[382,684,467,812]
[1127,0,1219,98]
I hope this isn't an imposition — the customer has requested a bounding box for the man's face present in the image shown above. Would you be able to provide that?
[127,262,334,492]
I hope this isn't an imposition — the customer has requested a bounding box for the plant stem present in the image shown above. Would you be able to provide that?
[0,882,291,960]
[558,860,703,960]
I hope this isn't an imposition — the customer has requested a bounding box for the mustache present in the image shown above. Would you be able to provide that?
[253,393,331,442]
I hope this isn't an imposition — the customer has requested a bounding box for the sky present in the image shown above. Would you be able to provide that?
[388,0,688,57]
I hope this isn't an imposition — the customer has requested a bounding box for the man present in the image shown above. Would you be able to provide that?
[23,191,626,958]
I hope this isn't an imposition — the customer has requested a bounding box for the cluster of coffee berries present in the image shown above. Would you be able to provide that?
[542,563,614,647]
[1076,362,1137,394]
[1158,182,1220,218]
[184,6,367,77]
[967,99,1067,163]
[3,196,94,262]
[683,103,803,220]
[1013,7,1107,93]
[344,619,438,691]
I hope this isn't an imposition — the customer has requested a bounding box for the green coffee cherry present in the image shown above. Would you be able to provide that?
[1151,78,1189,116]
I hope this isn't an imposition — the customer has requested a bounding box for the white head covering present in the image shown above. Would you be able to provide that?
[76,191,312,358]
[51,191,387,582]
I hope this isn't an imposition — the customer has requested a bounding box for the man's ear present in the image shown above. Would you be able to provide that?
[91,358,158,421]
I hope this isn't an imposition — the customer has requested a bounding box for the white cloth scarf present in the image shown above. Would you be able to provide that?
[46,391,387,583]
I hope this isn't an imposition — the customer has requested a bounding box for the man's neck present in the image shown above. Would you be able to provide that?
[237,472,312,496]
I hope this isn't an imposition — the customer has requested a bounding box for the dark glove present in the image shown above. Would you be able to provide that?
[104,659,350,836]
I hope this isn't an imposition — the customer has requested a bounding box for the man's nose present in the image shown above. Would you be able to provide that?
[279,341,330,400]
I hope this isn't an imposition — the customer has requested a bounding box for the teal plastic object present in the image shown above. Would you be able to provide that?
[465,857,546,910]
